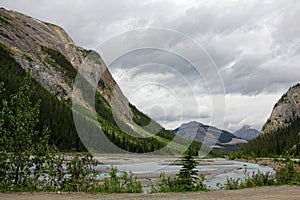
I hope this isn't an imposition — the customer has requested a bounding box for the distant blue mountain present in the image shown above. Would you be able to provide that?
[233,125,260,141]
[172,121,247,151]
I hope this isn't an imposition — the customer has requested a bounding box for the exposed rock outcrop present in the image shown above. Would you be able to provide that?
[262,84,300,134]
[0,7,131,119]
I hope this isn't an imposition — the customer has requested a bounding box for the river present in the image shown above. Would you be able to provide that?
[93,156,275,191]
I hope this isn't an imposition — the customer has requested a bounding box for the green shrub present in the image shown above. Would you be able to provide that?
[276,160,300,185]
[96,167,142,193]
[63,153,99,192]
[220,169,275,190]
[221,161,300,190]
[151,172,207,193]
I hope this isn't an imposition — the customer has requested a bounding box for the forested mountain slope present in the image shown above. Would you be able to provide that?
[240,84,300,157]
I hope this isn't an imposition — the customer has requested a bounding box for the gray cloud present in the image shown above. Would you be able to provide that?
[1,0,300,131]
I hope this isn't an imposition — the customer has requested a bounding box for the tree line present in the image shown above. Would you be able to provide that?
[239,117,300,157]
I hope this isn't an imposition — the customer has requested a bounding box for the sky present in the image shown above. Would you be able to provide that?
[1,0,300,132]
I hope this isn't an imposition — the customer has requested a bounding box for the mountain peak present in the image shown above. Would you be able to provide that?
[234,125,260,141]
[241,125,253,130]
[183,121,204,126]
[173,121,247,152]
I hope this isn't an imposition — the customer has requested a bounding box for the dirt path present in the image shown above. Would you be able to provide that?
[1,186,299,200]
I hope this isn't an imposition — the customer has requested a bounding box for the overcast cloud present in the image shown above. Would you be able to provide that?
[1,0,300,132]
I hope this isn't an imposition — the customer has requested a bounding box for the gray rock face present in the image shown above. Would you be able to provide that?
[0,7,132,119]
[172,121,247,151]
[262,84,300,134]
[233,125,260,141]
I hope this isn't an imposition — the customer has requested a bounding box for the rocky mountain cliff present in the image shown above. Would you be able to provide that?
[233,125,260,141]
[262,84,300,134]
[172,121,247,152]
[0,7,131,119]
[240,84,300,157]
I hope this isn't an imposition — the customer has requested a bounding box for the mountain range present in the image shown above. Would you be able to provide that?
[0,7,206,154]
[172,121,248,152]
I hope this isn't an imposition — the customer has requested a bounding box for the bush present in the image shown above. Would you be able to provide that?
[220,168,275,190]
[221,160,300,190]
[96,167,142,193]
[63,153,99,192]
[276,160,300,185]
[151,172,207,193]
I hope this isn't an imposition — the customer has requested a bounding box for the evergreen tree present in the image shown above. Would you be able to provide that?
[177,147,199,191]
[151,146,207,192]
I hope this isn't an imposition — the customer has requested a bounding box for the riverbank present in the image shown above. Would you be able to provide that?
[235,157,300,172]
[1,185,299,200]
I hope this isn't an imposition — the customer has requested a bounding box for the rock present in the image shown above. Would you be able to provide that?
[262,84,300,134]
[0,7,132,119]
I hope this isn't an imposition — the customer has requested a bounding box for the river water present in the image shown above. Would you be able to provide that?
[94,157,275,190]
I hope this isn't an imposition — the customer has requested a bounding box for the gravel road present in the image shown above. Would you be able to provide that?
[1,186,299,200]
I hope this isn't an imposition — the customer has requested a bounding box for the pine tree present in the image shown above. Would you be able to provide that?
[177,147,199,191]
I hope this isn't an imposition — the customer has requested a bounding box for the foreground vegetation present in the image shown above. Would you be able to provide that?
[0,151,142,193]
[151,147,207,192]
[151,150,300,192]
[220,159,300,190]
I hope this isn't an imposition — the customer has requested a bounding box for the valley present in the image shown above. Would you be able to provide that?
[0,4,300,199]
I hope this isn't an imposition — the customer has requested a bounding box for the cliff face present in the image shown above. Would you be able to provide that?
[239,84,300,157]
[262,84,300,134]
[0,7,131,119]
